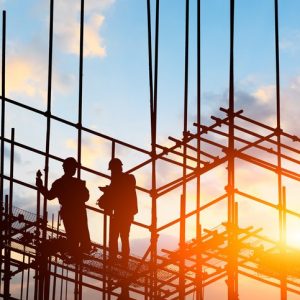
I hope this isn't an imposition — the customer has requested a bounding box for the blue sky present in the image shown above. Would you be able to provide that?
[2,1,300,298]
[2,0,300,238]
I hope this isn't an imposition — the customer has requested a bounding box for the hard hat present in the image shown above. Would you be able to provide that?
[63,157,78,168]
[108,158,123,170]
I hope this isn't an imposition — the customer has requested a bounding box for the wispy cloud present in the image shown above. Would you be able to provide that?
[280,29,300,54]
[54,0,115,58]
[1,0,116,100]
[66,135,110,168]
[1,41,74,102]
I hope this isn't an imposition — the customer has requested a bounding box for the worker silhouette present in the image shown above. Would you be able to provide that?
[100,158,138,265]
[36,157,91,258]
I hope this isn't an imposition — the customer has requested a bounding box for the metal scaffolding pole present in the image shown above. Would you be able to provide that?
[179,0,189,298]
[227,0,238,299]
[1,1,300,299]
[0,10,6,295]
[274,1,287,299]
[195,0,203,299]
[147,0,160,298]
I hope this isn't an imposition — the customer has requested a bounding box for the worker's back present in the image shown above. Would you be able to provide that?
[110,173,138,217]
[51,176,89,213]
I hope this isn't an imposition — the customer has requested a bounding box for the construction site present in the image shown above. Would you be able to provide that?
[1,0,300,299]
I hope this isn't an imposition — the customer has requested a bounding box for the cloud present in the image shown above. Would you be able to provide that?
[54,0,115,58]
[280,29,300,54]
[252,85,275,104]
[1,41,74,102]
[4,47,47,101]
[0,0,116,100]
[248,77,300,135]
[66,135,110,168]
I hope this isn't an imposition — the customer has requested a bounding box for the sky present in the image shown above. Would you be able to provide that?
[1,0,300,299]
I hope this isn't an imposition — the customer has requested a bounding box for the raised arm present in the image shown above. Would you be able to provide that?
[36,171,58,200]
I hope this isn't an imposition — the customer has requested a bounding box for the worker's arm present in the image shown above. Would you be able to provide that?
[36,178,58,200]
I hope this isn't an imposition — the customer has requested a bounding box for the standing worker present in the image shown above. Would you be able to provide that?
[36,157,91,258]
[100,158,138,265]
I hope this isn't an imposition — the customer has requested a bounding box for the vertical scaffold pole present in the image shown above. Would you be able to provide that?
[76,0,85,298]
[44,0,54,231]
[274,1,286,299]
[77,0,84,179]
[146,0,159,298]
[180,0,189,298]
[0,10,6,295]
[4,128,15,299]
[3,195,10,299]
[196,0,203,299]
[39,0,54,297]
[227,0,238,299]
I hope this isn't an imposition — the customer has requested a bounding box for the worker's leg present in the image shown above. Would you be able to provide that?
[62,213,80,255]
[120,217,133,263]
[78,209,91,252]
[109,216,119,261]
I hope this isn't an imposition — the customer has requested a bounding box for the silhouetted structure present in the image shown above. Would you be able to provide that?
[99,158,138,265]
[1,0,299,299]
[36,157,91,258]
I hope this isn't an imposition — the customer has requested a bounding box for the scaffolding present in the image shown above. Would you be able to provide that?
[1,0,300,299]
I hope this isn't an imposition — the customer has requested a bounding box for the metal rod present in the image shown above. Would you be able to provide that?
[147,0,160,298]
[3,195,10,298]
[25,257,31,300]
[20,245,26,299]
[227,0,238,298]
[1,10,6,205]
[0,11,7,292]
[76,0,85,298]
[40,0,54,297]
[52,213,60,300]
[274,1,286,299]
[179,0,189,298]
[196,0,203,298]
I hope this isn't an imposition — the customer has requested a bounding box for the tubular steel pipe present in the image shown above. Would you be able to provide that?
[0,11,6,292]
[195,0,203,298]
[147,0,160,298]
[179,0,189,298]
[227,0,238,298]
[274,1,286,299]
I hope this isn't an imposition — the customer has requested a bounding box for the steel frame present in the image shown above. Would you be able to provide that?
[1,0,300,299]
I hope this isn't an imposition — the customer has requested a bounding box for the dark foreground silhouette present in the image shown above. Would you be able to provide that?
[98,158,138,266]
[36,157,91,259]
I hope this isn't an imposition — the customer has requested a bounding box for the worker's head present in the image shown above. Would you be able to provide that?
[63,157,78,176]
[108,158,123,175]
